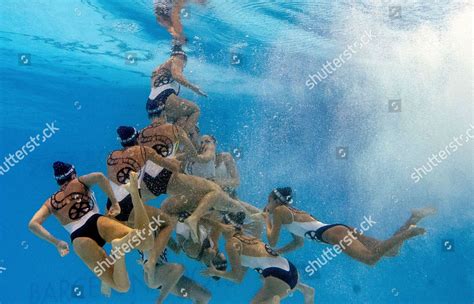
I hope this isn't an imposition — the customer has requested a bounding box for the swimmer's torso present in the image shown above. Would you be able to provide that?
[138,122,180,158]
[233,233,289,271]
[184,144,216,179]
[281,206,327,239]
[149,61,180,100]
[46,179,98,226]
[106,146,148,185]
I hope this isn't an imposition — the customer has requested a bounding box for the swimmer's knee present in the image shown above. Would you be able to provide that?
[362,254,378,266]
[171,264,185,276]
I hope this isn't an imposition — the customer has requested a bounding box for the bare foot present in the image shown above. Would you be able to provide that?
[100,281,111,298]
[406,225,426,238]
[123,171,139,195]
[143,259,157,288]
[184,216,200,243]
[411,207,437,222]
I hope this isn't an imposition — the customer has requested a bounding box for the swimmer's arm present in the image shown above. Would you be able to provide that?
[210,238,247,283]
[195,144,216,163]
[265,208,284,247]
[176,127,198,159]
[170,59,207,96]
[79,173,118,206]
[223,153,240,188]
[28,204,61,246]
[276,234,304,254]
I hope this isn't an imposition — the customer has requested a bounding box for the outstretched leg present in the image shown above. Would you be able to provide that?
[124,172,154,251]
[168,174,245,242]
[323,225,426,265]
[385,207,437,256]
[144,208,175,286]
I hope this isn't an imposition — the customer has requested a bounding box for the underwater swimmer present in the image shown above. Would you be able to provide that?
[153,0,206,44]
[138,106,248,243]
[201,212,315,304]
[139,249,212,304]
[263,187,432,265]
[28,162,154,292]
[148,45,205,142]
[180,135,261,217]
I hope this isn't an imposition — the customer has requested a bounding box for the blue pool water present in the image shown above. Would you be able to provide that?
[0,1,473,303]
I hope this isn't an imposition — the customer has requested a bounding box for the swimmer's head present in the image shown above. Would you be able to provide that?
[223,212,246,230]
[200,135,217,150]
[170,44,187,62]
[146,98,166,120]
[210,252,227,281]
[117,126,138,147]
[266,187,293,212]
[53,161,76,185]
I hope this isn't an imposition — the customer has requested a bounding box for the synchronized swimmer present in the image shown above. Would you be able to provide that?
[28,1,436,303]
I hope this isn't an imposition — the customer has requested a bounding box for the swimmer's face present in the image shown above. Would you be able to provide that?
[266,194,278,213]
[200,135,215,149]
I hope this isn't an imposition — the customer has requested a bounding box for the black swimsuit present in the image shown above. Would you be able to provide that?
[147,67,180,112]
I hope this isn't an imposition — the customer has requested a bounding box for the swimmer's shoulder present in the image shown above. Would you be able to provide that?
[274,205,293,224]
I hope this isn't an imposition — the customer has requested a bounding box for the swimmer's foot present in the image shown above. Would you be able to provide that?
[411,207,437,223]
[100,281,112,298]
[184,216,200,244]
[385,208,435,257]
[406,225,426,238]
[143,258,157,287]
[123,172,140,195]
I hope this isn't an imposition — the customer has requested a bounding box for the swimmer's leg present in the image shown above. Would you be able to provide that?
[145,263,184,304]
[170,0,186,44]
[385,207,437,256]
[251,276,290,304]
[168,174,242,242]
[322,225,426,265]
[73,237,130,292]
[165,94,201,137]
[143,207,175,285]
[173,275,211,304]
[295,282,315,304]
[124,172,154,251]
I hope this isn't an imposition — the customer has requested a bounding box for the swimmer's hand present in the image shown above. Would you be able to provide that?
[107,203,121,218]
[191,85,207,97]
[56,240,70,257]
